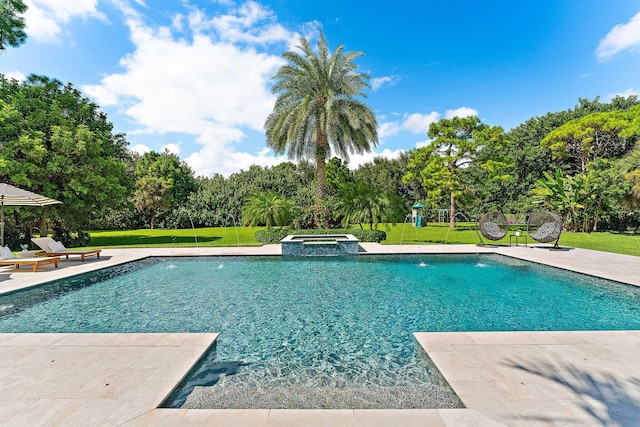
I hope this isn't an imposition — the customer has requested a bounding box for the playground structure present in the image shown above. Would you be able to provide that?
[422,209,469,224]
[410,203,425,227]
[409,205,470,228]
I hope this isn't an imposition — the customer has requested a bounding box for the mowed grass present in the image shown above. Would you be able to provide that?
[87,222,639,257]
[383,222,640,257]
[88,227,265,248]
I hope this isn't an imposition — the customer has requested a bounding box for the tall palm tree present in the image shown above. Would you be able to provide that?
[264,33,378,201]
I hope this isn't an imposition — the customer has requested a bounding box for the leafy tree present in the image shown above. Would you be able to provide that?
[403,116,506,228]
[325,157,353,195]
[532,162,630,232]
[242,190,297,229]
[502,96,640,210]
[186,162,315,228]
[133,150,196,227]
[135,150,196,206]
[0,0,27,51]
[462,125,513,213]
[0,75,130,234]
[541,110,638,174]
[264,33,378,201]
[582,160,630,231]
[355,153,423,214]
[133,176,170,229]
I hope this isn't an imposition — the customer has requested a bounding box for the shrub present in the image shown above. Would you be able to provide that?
[292,203,341,229]
[254,228,386,244]
[254,229,289,244]
[3,225,32,251]
[52,227,91,247]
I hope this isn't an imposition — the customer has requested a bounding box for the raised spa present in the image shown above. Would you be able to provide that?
[280,233,359,256]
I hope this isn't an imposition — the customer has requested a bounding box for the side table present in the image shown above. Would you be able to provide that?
[508,234,528,247]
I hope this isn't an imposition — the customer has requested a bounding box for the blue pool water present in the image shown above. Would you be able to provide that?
[0,254,638,409]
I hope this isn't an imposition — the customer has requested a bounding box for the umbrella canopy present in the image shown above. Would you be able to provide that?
[0,183,62,247]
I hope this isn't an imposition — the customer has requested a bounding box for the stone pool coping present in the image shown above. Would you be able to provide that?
[0,244,639,425]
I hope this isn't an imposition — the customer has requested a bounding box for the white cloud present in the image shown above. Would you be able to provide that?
[24,0,106,43]
[445,106,478,119]
[607,88,640,100]
[596,12,640,61]
[85,33,282,133]
[162,143,181,155]
[345,148,405,170]
[185,140,286,177]
[402,112,441,133]
[377,107,478,148]
[130,144,150,155]
[83,1,305,177]
[82,84,118,105]
[171,13,184,32]
[379,111,442,138]
[371,75,399,91]
[3,71,26,82]
[415,138,432,149]
[378,112,440,138]
[378,121,401,138]
[188,1,299,47]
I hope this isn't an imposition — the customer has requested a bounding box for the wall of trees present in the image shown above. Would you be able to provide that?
[1,72,639,242]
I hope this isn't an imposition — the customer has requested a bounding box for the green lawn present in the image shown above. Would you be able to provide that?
[86,223,639,257]
[88,227,264,248]
[383,222,640,257]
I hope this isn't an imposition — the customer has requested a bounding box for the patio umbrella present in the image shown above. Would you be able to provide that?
[0,183,62,247]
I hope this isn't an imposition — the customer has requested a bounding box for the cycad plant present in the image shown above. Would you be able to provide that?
[242,191,297,229]
[334,179,399,230]
[264,33,378,202]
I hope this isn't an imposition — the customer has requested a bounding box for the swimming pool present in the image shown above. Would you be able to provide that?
[0,254,638,409]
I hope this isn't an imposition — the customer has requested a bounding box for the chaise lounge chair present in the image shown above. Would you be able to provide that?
[0,246,60,272]
[31,237,102,262]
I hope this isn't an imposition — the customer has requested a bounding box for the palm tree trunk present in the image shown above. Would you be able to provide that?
[316,156,325,201]
[39,210,47,237]
[449,191,456,229]
[316,132,328,202]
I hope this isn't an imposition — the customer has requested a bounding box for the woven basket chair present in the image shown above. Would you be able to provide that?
[527,211,563,248]
[477,211,509,245]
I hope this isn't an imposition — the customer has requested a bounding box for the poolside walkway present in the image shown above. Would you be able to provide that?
[0,244,639,425]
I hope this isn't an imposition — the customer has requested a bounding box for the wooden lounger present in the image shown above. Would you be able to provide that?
[0,256,60,272]
[31,237,102,262]
[37,249,101,262]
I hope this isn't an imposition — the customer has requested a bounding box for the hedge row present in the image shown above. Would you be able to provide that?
[255,228,387,244]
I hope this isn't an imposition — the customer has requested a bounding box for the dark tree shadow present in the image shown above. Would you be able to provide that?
[504,357,640,426]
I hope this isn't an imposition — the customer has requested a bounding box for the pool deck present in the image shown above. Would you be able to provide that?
[0,244,639,426]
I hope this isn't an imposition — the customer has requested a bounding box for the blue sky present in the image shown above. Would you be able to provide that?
[2,1,640,177]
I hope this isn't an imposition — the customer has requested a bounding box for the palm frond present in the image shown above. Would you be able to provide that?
[264,33,378,200]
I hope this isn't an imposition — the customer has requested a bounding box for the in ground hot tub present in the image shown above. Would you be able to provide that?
[281,234,359,256]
